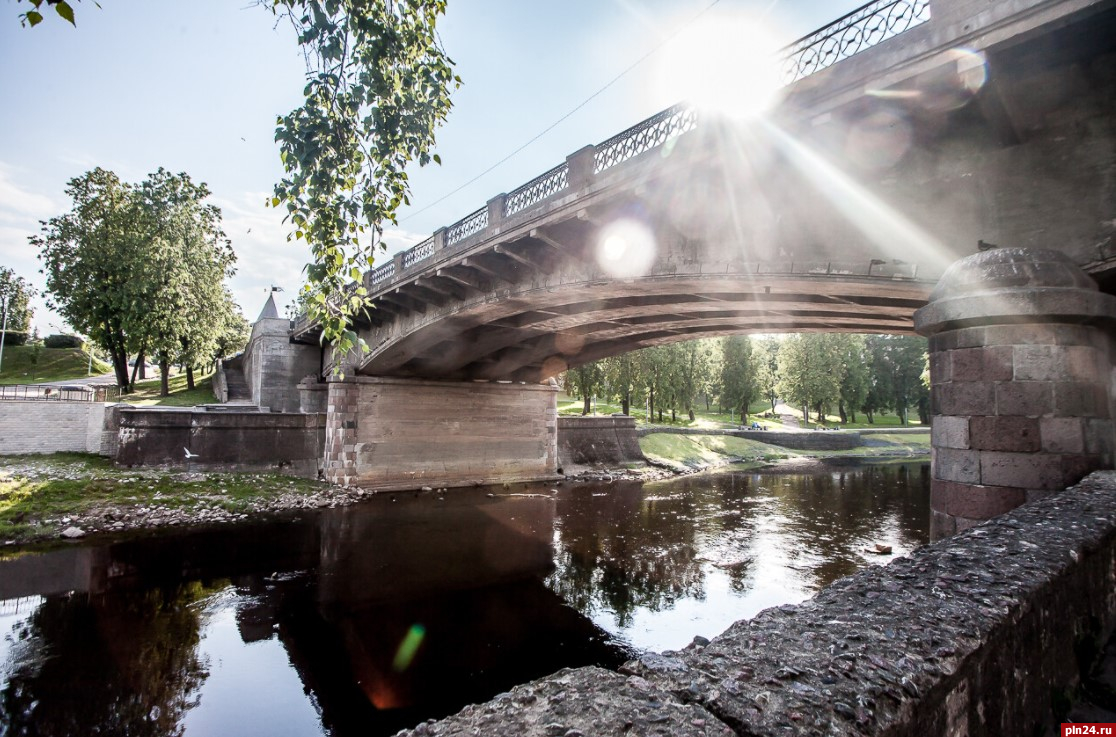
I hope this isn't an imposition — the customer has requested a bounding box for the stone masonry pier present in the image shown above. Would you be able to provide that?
[396,471,1116,736]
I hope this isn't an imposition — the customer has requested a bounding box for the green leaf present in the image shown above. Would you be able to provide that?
[432,154,441,165]
[25,11,43,26]
[55,1,76,25]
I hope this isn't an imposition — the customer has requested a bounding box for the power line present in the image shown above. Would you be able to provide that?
[400,0,726,224]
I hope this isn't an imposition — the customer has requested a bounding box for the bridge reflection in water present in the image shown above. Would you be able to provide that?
[0,462,929,736]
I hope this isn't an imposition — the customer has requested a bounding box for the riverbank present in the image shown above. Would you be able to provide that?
[0,430,929,548]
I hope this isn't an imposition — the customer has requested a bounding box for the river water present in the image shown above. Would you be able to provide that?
[0,460,928,736]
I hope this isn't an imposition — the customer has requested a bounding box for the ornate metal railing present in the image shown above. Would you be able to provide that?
[446,206,489,246]
[368,261,395,286]
[593,105,698,174]
[402,236,436,268]
[782,0,931,83]
[505,163,570,217]
[305,0,934,316]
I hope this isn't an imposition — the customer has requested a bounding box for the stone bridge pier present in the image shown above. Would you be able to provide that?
[916,248,1116,539]
[321,376,560,489]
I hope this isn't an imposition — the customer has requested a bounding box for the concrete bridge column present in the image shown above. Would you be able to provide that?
[915,248,1116,539]
[323,376,560,489]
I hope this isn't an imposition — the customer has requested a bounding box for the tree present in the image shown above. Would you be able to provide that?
[836,334,869,424]
[0,267,36,346]
[720,336,758,421]
[602,353,639,416]
[35,168,140,390]
[35,168,237,395]
[269,0,460,356]
[776,334,845,425]
[18,1,460,359]
[754,337,780,414]
[564,362,605,415]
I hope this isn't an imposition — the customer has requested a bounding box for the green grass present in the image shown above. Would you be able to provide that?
[639,433,789,470]
[123,373,216,406]
[558,394,785,430]
[0,345,112,385]
[0,452,323,544]
[773,403,925,430]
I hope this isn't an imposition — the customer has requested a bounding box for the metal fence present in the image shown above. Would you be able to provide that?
[0,384,120,402]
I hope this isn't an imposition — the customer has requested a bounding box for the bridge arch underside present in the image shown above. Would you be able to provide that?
[354,272,930,383]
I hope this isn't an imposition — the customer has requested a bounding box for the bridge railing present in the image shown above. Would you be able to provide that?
[305,0,934,322]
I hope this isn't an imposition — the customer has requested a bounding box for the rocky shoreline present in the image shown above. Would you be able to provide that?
[3,449,927,548]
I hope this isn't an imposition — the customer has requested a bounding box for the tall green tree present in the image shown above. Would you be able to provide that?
[564,362,605,415]
[836,334,869,424]
[602,352,639,416]
[754,337,781,414]
[35,168,141,390]
[720,336,758,421]
[0,267,36,345]
[35,168,237,394]
[776,333,846,424]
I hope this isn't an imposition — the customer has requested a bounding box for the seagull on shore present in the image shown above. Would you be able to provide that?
[184,447,199,459]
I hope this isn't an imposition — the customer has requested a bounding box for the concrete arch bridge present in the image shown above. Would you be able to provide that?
[241,0,1116,531]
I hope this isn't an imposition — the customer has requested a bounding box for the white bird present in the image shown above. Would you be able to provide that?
[184,447,199,459]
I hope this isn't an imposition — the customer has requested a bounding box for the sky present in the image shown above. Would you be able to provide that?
[0,0,860,333]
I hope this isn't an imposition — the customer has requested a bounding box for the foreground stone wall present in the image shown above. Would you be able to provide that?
[397,471,1116,737]
[116,408,326,477]
[324,376,559,488]
[0,399,107,455]
[557,416,644,468]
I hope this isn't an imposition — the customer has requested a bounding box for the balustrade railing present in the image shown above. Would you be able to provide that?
[304,0,934,316]
[594,105,698,174]
[782,0,931,83]
[504,163,570,217]
[446,207,489,246]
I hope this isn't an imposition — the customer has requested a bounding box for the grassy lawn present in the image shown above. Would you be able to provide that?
[557,395,785,430]
[123,373,216,406]
[0,452,322,544]
[0,346,112,385]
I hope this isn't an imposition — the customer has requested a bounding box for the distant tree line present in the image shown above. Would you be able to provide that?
[32,168,249,395]
[561,333,930,426]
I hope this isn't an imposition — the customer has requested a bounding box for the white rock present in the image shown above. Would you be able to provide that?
[60,526,86,539]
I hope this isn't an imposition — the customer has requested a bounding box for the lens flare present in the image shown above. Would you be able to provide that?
[595,219,657,278]
[392,623,426,672]
[656,16,786,119]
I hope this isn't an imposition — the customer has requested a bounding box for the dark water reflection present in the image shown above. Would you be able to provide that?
[0,461,928,736]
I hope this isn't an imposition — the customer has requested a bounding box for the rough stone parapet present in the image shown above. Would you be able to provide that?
[395,471,1116,737]
[916,248,1116,538]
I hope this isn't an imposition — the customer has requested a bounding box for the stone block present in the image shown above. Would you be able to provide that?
[929,352,952,384]
[951,346,1013,383]
[932,478,1026,519]
[1085,419,1114,456]
[937,382,995,416]
[1054,382,1108,418]
[1040,417,1085,454]
[969,416,1040,452]
[931,415,970,449]
[934,448,981,484]
[995,382,1053,417]
[929,508,956,539]
[982,324,1060,346]
[979,451,1063,489]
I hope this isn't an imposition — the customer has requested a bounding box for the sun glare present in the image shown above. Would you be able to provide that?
[656,17,786,119]
[595,218,657,278]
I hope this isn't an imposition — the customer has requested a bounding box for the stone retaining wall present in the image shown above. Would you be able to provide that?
[557,416,644,468]
[116,408,326,477]
[398,471,1116,737]
[637,426,862,451]
[0,399,107,455]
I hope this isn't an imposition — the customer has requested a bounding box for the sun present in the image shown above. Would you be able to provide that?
[656,16,786,119]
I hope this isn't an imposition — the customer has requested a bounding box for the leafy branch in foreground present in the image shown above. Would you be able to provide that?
[15,0,97,28]
[269,0,460,357]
